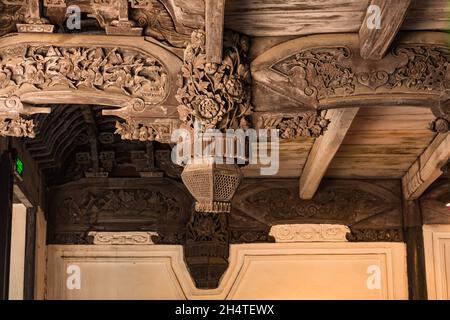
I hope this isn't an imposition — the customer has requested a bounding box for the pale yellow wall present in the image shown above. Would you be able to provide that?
[424,225,450,299]
[46,242,408,300]
[9,204,27,300]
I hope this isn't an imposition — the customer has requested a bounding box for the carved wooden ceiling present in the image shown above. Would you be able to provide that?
[0,0,449,197]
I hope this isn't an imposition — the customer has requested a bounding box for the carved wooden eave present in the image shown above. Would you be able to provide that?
[0,33,182,141]
[251,32,450,115]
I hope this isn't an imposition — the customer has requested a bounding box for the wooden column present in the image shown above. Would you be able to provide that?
[0,151,13,300]
[403,199,427,300]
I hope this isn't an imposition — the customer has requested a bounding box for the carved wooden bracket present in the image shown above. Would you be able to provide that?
[251,32,450,130]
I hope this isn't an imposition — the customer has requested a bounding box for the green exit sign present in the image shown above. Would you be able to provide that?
[15,157,23,177]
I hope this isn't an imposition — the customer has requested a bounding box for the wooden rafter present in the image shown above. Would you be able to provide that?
[359,0,411,60]
[402,133,450,200]
[299,108,360,199]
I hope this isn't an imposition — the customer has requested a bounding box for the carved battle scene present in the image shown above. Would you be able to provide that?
[0,0,449,299]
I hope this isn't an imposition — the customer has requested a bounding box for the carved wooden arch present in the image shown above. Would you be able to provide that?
[251,32,450,117]
[0,33,182,141]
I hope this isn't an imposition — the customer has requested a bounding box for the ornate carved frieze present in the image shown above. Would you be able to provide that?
[257,111,330,139]
[176,29,253,131]
[269,224,350,242]
[47,178,193,244]
[88,231,158,245]
[0,45,168,104]
[252,33,450,118]
[233,179,403,234]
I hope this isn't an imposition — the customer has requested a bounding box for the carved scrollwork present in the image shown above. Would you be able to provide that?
[257,112,330,139]
[273,47,355,101]
[252,33,450,115]
[176,29,253,131]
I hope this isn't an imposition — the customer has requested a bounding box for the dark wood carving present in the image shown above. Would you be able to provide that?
[185,211,229,289]
[46,177,193,245]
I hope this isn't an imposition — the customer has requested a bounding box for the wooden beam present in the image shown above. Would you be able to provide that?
[359,0,411,60]
[299,108,359,199]
[205,0,225,64]
[403,133,450,200]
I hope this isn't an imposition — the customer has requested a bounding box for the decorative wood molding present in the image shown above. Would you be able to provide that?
[299,108,359,199]
[269,224,350,243]
[251,32,450,112]
[89,231,159,245]
[402,134,450,200]
[359,0,411,60]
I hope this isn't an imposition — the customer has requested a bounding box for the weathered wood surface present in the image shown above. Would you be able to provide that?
[225,0,449,36]
[205,0,225,64]
[402,133,450,200]
[359,0,411,60]
[299,108,359,199]
[327,107,437,179]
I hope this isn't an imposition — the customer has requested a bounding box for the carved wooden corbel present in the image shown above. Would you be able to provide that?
[0,96,50,137]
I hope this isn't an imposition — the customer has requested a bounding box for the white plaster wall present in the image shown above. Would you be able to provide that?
[424,225,450,299]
